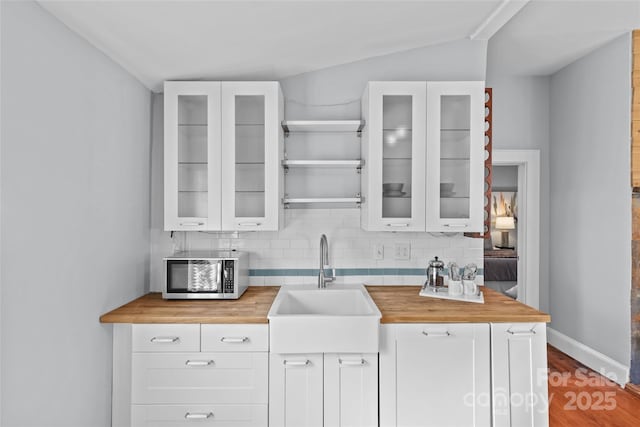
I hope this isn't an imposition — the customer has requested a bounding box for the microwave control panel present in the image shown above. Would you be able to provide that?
[223,260,235,293]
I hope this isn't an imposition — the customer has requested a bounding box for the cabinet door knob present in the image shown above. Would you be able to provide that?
[150,336,180,343]
[185,360,214,367]
[220,336,249,343]
[284,359,310,367]
[422,331,451,337]
[185,412,213,420]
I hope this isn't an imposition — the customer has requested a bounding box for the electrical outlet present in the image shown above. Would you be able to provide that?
[373,243,384,260]
[394,243,410,260]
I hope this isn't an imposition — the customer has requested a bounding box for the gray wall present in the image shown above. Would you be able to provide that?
[492,165,518,191]
[282,38,487,120]
[484,72,551,312]
[549,34,631,367]
[1,2,151,426]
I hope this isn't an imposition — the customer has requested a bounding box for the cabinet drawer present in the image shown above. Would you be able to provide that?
[132,324,200,352]
[131,404,267,427]
[132,352,268,404]
[201,324,268,352]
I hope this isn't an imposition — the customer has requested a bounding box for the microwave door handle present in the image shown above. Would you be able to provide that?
[216,261,222,291]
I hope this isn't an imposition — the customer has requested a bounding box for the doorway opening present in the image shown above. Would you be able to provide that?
[488,150,540,309]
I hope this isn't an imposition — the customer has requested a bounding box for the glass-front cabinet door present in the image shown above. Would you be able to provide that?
[361,82,426,231]
[221,82,283,231]
[426,81,484,232]
[164,82,222,231]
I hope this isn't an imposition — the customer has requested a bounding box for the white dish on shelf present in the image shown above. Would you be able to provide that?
[383,183,403,192]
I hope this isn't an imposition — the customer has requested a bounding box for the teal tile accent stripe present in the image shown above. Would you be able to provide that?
[249,268,484,277]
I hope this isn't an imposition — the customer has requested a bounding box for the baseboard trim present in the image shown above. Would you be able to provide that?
[547,327,629,387]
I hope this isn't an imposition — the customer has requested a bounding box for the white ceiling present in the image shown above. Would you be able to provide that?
[489,0,640,75]
[38,0,640,92]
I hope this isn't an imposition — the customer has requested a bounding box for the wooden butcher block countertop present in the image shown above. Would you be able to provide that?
[100,286,279,324]
[365,286,550,323]
[100,285,549,324]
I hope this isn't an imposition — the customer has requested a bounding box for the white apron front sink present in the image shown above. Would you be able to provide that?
[268,284,381,353]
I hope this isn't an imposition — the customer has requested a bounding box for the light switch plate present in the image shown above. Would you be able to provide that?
[373,243,384,260]
[394,243,410,260]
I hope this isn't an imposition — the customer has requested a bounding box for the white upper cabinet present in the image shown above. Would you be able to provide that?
[361,81,484,232]
[361,81,427,231]
[164,81,283,231]
[426,81,485,232]
[221,82,283,231]
[164,82,222,231]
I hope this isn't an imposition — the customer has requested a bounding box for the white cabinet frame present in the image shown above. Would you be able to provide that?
[221,82,283,231]
[380,323,491,427]
[426,81,485,232]
[361,81,427,231]
[164,81,222,231]
[491,323,549,427]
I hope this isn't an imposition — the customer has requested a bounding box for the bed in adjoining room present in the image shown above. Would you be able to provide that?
[484,249,518,299]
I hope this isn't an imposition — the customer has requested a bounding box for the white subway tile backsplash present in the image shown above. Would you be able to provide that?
[151,211,482,291]
[289,239,310,249]
[249,276,265,286]
[364,276,385,285]
[383,276,403,285]
[270,240,291,249]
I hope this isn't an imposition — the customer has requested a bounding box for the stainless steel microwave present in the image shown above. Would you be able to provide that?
[163,251,249,299]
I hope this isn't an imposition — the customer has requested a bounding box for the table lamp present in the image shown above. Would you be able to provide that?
[495,216,515,249]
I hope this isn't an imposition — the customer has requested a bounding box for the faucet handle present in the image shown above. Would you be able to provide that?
[324,266,336,282]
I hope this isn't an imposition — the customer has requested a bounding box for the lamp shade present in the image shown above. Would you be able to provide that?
[495,216,515,230]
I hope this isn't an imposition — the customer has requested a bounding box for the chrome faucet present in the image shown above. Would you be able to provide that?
[318,234,335,288]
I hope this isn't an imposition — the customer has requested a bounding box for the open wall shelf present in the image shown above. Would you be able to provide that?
[281,120,365,136]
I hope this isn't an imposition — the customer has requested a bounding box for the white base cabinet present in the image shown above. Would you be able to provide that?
[112,322,548,427]
[131,405,268,427]
[113,324,269,427]
[491,323,549,427]
[269,353,378,427]
[324,353,378,427]
[269,354,324,427]
[380,323,491,427]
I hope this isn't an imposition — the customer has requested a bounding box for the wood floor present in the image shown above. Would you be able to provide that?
[548,345,640,426]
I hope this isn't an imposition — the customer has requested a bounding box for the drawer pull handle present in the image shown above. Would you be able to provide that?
[339,358,365,367]
[444,224,468,228]
[507,329,536,336]
[385,223,409,227]
[185,412,213,420]
[284,359,310,367]
[179,222,205,227]
[422,331,451,337]
[220,336,249,343]
[150,336,180,343]
[185,360,214,367]
[238,222,261,227]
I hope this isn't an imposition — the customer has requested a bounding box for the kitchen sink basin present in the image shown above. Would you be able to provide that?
[268,284,381,353]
